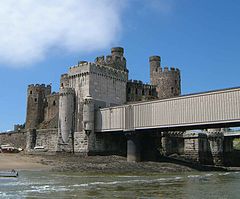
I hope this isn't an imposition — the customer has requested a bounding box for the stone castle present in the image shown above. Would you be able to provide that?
[2,46,240,166]
[25,47,181,155]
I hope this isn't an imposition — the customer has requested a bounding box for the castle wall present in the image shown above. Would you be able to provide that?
[0,131,26,149]
[44,93,59,122]
[127,80,157,102]
[89,64,128,106]
[35,129,58,152]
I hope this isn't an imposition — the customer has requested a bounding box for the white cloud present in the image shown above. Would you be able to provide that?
[0,0,126,67]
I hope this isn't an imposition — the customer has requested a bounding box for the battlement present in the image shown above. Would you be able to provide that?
[162,67,180,73]
[149,56,161,62]
[27,84,52,96]
[111,47,124,57]
[128,79,156,89]
[61,74,68,78]
[28,84,51,88]
[94,55,126,70]
[128,79,143,84]
[59,88,75,96]
[48,92,59,96]
[94,47,127,71]
[78,61,88,66]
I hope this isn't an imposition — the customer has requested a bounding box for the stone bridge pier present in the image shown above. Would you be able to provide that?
[125,131,161,162]
[125,132,141,162]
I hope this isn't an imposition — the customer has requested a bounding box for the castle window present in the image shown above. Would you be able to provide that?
[142,89,145,95]
[30,91,32,94]
[171,87,174,93]
[61,83,64,87]
[34,98,37,102]
[53,101,56,106]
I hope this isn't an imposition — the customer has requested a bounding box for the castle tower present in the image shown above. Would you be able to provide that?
[95,47,127,72]
[25,84,51,129]
[150,56,161,83]
[111,47,127,71]
[60,74,69,89]
[83,95,94,134]
[111,47,124,57]
[83,95,95,152]
[150,56,181,99]
[58,88,75,145]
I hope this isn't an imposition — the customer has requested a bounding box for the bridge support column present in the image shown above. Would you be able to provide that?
[183,131,208,164]
[207,131,224,166]
[126,132,141,162]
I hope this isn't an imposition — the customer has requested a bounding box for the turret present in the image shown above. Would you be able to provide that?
[58,87,75,143]
[149,56,161,83]
[111,47,124,57]
[94,47,127,71]
[25,84,51,129]
[83,95,94,135]
[60,74,69,89]
[149,56,181,99]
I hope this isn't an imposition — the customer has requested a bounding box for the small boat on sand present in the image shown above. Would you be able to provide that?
[0,170,18,178]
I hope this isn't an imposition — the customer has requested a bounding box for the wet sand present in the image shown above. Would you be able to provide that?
[0,153,51,171]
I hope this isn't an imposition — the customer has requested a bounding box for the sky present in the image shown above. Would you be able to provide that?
[0,0,240,132]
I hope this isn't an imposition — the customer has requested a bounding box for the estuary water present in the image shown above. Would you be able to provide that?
[0,170,240,199]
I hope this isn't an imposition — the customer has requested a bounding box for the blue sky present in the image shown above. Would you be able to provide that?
[0,0,240,131]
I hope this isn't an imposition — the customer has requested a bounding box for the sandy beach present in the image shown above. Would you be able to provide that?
[0,153,51,171]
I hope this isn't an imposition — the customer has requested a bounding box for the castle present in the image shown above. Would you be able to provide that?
[25,47,181,155]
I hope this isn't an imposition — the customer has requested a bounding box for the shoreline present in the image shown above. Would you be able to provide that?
[1,153,239,174]
[0,153,194,173]
[0,153,51,171]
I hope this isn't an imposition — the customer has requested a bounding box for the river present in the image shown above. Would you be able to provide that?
[0,170,239,198]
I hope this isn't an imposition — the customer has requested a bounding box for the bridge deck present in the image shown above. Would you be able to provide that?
[95,87,240,132]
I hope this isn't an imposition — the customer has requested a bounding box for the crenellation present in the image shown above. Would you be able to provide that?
[78,61,88,66]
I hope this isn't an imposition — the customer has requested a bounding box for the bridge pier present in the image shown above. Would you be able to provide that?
[126,132,141,162]
[207,131,224,166]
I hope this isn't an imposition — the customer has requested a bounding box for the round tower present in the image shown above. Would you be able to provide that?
[58,88,75,143]
[60,74,69,89]
[25,84,51,129]
[149,56,181,99]
[111,47,124,57]
[149,56,161,84]
[83,95,94,135]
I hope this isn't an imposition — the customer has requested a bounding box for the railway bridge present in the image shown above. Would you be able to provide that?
[95,87,240,163]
